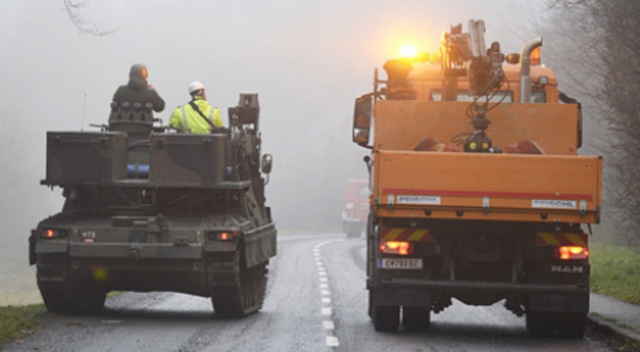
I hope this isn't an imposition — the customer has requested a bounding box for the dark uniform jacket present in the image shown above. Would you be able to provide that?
[112,76,165,112]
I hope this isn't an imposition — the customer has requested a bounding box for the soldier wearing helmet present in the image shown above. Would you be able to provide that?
[168,81,223,134]
[112,63,165,113]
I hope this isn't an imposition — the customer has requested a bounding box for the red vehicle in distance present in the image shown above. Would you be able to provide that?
[342,179,370,238]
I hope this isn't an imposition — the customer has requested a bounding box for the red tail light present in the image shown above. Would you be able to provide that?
[556,246,589,260]
[40,228,67,239]
[380,241,413,255]
[207,231,238,241]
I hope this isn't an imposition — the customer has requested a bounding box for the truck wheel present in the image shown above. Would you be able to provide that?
[526,312,554,337]
[402,306,431,332]
[40,283,105,315]
[557,312,586,339]
[372,305,400,332]
[212,254,268,318]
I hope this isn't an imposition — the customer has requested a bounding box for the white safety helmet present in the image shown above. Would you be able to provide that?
[188,81,205,94]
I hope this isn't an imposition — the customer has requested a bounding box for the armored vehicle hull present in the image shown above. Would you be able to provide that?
[31,94,276,317]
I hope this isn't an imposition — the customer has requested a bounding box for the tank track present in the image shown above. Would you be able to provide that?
[38,280,106,314]
[211,252,268,318]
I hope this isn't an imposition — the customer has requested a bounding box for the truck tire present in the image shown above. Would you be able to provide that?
[40,282,106,315]
[212,253,268,318]
[557,312,586,339]
[402,306,431,332]
[371,305,400,332]
[526,312,554,337]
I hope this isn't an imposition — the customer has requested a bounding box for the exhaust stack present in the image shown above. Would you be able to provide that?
[519,37,542,103]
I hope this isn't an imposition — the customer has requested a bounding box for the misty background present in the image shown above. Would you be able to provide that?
[1,0,612,305]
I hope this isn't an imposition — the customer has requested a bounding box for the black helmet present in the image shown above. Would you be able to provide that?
[129,63,148,80]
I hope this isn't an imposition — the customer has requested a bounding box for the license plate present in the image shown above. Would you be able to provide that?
[378,258,423,270]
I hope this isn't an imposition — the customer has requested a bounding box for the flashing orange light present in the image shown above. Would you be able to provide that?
[41,228,65,239]
[428,51,441,63]
[380,241,413,255]
[208,231,237,241]
[556,246,589,260]
[399,45,418,59]
[530,47,541,65]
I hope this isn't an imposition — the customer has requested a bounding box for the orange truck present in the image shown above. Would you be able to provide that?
[352,20,602,337]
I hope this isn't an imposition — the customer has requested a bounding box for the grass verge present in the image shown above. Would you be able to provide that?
[0,304,48,348]
[588,319,640,352]
[590,244,640,304]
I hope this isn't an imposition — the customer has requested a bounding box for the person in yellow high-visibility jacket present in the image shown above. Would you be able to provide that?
[169,81,223,133]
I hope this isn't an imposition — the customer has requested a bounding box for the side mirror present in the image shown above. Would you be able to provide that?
[261,154,273,174]
[353,95,373,147]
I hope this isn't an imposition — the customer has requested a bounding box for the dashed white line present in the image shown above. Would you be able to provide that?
[326,336,340,347]
[314,239,343,348]
[323,320,335,330]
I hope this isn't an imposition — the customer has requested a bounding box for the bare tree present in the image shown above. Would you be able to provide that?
[63,0,119,36]
[548,0,640,246]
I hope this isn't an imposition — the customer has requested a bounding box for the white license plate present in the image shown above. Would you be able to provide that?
[378,258,423,270]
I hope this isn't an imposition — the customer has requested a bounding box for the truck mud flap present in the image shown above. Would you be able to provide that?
[243,222,277,268]
[528,292,589,312]
[371,287,431,307]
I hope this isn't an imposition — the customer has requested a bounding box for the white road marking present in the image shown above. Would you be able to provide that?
[323,320,335,330]
[314,239,341,349]
[326,336,340,347]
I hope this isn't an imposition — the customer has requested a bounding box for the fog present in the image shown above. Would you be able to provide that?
[0,0,554,303]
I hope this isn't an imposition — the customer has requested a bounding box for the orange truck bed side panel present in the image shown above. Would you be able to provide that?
[373,151,602,223]
[374,101,579,155]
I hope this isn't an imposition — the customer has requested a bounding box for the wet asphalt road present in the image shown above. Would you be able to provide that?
[4,233,613,352]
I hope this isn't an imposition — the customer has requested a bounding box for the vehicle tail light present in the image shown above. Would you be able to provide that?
[380,241,413,255]
[207,231,237,241]
[40,228,67,239]
[555,246,588,260]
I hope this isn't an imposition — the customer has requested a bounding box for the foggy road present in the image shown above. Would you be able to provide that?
[3,233,612,352]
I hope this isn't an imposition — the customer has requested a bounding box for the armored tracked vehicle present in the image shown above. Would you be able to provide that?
[30,93,276,317]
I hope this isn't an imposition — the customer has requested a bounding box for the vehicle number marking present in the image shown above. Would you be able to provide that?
[82,231,96,243]
[378,258,423,269]
[532,199,577,209]
[397,195,441,205]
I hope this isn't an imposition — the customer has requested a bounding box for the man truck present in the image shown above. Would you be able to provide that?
[352,20,602,337]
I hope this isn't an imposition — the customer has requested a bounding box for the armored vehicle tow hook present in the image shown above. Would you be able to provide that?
[132,214,168,244]
[129,243,142,261]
